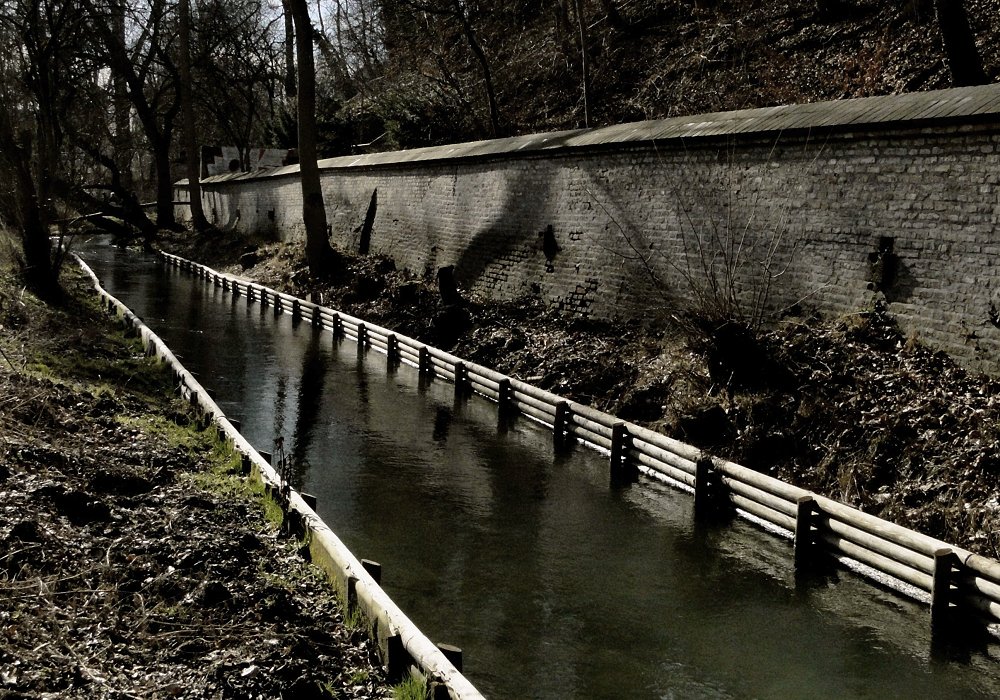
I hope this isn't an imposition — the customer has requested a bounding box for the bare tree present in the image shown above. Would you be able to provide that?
[449,0,501,136]
[0,0,89,297]
[0,104,56,297]
[80,0,181,231]
[281,0,298,98]
[178,0,210,230]
[573,0,590,127]
[288,0,337,275]
[935,0,988,87]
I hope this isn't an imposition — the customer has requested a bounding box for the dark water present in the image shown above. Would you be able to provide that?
[80,240,1000,699]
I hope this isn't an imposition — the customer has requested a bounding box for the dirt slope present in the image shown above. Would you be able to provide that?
[160,231,1000,559]
[0,262,389,699]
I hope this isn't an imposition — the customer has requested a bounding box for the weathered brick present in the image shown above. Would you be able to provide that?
[175,102,1000,372]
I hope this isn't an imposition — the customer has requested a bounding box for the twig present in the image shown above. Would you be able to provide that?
[0,343,17,371]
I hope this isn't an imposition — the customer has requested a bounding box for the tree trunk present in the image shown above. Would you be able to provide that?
[288,0,336,276]
[152,137,175,234]
[0,108,57,298]
[79,0,178,232]
[935,0,988,87]
[111,0,133,192]
[282,0,297,98]
[574,0,591,127]
[178,0,209,231]
[451,0,501,137]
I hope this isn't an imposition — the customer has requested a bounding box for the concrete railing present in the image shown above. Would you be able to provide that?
[75,254,483,700]
[158,250,1000,640]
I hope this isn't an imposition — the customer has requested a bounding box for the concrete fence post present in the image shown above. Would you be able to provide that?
[332,313,344,339]
[291,299,302,322]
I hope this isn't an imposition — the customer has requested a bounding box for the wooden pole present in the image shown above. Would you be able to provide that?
[694,457,731,520]
[932,548,958,633]
[386,633,407,681]
[610,422,637,484]
[362,558,382,585]
[346,575,359,613]
[794,495,816,569]
[419,346,432,377]
[694,457,711,515]
[436,643,463,672]
[454,361,468,400]
[554,400,571,449]
[387,334,399,365]
[357,322,368,355]
[498,378,513,416]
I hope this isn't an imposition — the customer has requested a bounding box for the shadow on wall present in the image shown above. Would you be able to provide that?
[448,129,599,291]
[451,164,555,293]
[868,236,915,303]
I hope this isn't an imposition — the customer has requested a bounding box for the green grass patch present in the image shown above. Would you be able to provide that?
[182,430,284,529]
[391,676,427,700]
[117,412,206,452]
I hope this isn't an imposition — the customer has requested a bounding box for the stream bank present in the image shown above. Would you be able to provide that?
[159,228,1000,559]
[0,253,391,699]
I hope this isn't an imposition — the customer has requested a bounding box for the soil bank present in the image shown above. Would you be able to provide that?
[160,229,1000,560]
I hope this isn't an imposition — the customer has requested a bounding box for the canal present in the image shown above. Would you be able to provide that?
[80,240,1000,698]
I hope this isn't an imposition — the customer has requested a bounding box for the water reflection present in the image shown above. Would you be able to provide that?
[78,240,1000,700]
[289,328,328,487]
[432,406,452,443]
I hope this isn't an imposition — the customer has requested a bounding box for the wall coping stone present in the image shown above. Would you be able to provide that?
[184,82,1000,187]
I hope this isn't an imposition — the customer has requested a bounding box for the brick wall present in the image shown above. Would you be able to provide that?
[176,86,1000,373]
